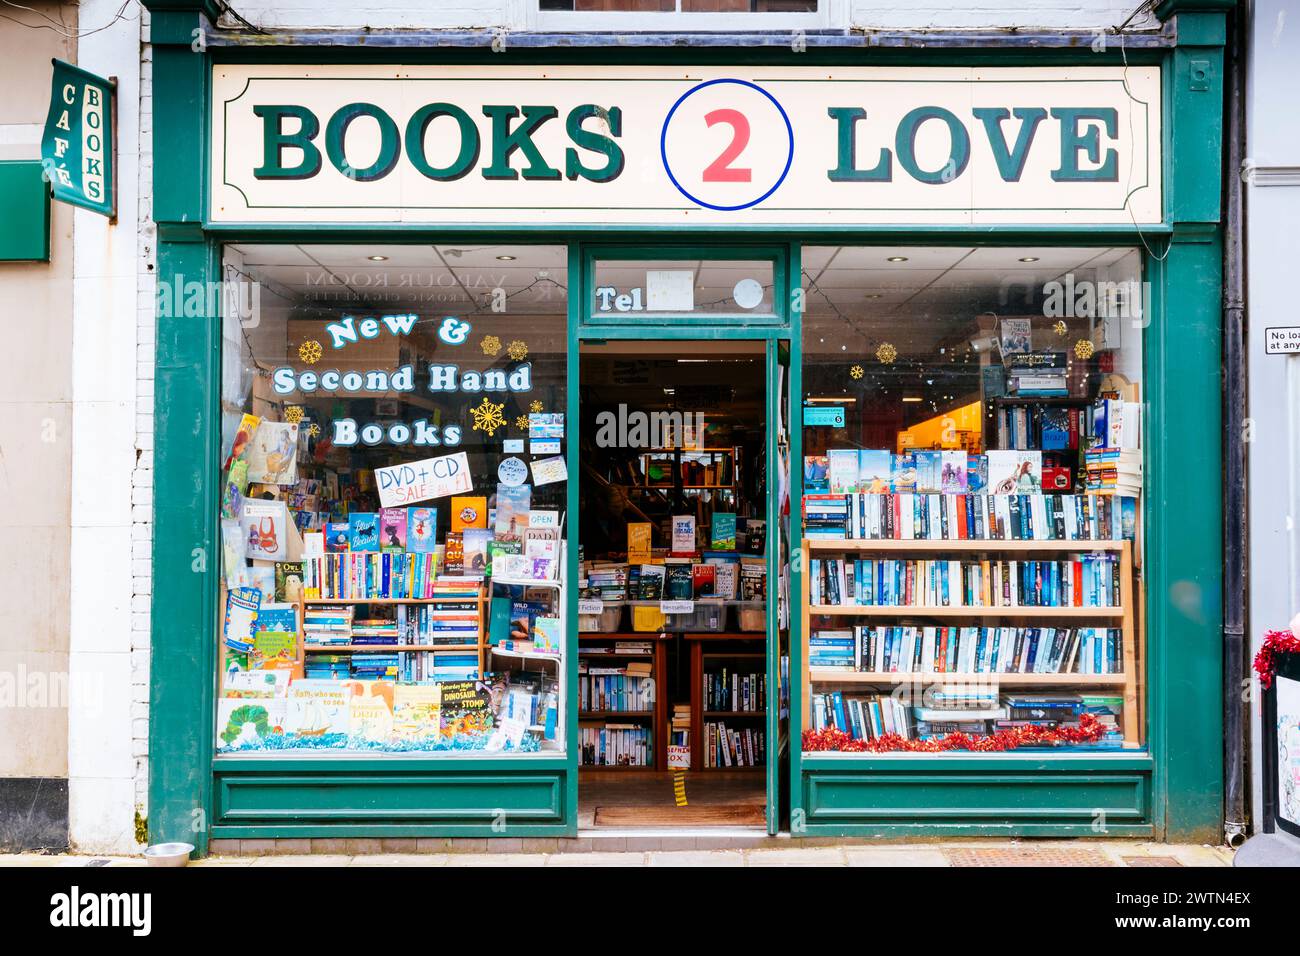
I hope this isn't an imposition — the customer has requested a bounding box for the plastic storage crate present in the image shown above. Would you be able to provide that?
[578,601,624,633]
[663,600,728,632]
[736,603,766,631]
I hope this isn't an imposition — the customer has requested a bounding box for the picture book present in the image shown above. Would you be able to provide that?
[221,459,249,520]
[407,507,437,552]
[392,683,440,738]
[223,413,261,471]
[627,522,653,563]
[710,512,737,550]
[986,449,1044,494]
[223,669,291,699]
[221,518,248,589]
[241,499,290,562]
[439,680,494,739]
[349,684,396,743]
[251,630,298,670]
[891,453,918,493]
[246,565,275,598]
[462,528,494,575]
[451,496,488,532]
[533,616,562,655]
[378,507,408,552]
[858,450,892,493]
[273,562,304,603]
[255,601,298,635]
[913,451,943,494]
[223,586,261,653]
[827,448,860,494]
[671,515,696,555]
[216,698,286,751]
[803,455,830,493]
[325,522,350,553]
[348,512,380,552]
[244,420,300,486]
[494,485,531,540]
[940,450,968,493]
[284,680,353,737]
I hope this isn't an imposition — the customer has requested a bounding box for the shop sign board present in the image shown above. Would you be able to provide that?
[211,65,1161,226]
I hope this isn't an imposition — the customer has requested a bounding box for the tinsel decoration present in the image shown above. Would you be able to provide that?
[802,713,1106,753]
[1254,628,1300,690]
[876,342,898,364]
[298,340,323,364]
[480,334,502,357]
[507,340,529,361]
[1074,338,1096,360]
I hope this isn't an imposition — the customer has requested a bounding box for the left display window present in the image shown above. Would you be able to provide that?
[214,244,570,756]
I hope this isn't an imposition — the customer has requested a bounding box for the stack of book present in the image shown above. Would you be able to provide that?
[703,721,765,768]
[671,703,691,749]
[913,688,1005,738]
[303,605,353,646]
[1084,447,1142,497]
[304,654,350,680]
[579,663,653,712]
[350,617,398,645]
[1005,352,1069,396]
[584,562,630,601]
[579,723,651,766]
[810,691,912,741]
[349,653,399,681]
[1092,398,1140,450]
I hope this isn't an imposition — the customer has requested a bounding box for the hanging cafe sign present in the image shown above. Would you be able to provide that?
[211,64,1161,226]
[41,59,116,219]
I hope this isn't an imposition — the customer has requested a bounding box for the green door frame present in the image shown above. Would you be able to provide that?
[144,4,1230,852]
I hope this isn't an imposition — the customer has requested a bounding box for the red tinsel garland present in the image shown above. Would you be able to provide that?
[1254,628,1300,690]
[802,712,1106,753]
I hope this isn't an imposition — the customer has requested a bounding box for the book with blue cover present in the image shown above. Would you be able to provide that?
[348,512,380,552]
[858,450,892,493]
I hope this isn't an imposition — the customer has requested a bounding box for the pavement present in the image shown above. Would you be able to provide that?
[0,840,1235,867]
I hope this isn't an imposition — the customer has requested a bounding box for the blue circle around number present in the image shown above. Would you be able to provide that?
[660,78,795,212]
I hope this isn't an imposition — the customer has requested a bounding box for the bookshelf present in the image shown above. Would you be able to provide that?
[685,633,766,772]
[637,446,740,492]
[801,537,1139,748]
[577,632,669,771]
[298,587,490,676]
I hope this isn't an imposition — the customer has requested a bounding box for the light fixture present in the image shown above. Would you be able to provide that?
[887,256,909,263]
[864,293,881,299]
[806,396,848,404]
[496,255,516,261]
[368,255,388,262]
[1018,256,1040,263]
[902,396,924,403]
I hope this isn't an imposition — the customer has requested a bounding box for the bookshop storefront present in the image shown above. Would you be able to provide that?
[146,5,1231,851]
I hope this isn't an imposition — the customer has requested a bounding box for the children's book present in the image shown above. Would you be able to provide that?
[392,683,441,739]
[325,522,350,553]
[348,512,380,552]
[407,507,438,552]
[251,630,298,671]
[273,562,304,603]
[245,420,300,485]
[439,680,494,739]
[284,680,353,737]
[221,518,248,589]
[255,601,298,635]
[858,450,892,493]
[378,507,408,552]
[216,698,287,750]
[221,459,249,519]
[710,512,737,551]
[533,616,562,654]
[242,499,290,561]
[223,586,261,653]
[223,413,261,471]
[451,496,488,532]
[223,669,291,699]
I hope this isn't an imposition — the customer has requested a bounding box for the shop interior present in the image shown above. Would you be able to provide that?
[576,341,772,827]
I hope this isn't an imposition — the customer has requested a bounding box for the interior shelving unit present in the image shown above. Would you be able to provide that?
[801,536,1139,748]
[576,632,669,771]
[685,633,766,772]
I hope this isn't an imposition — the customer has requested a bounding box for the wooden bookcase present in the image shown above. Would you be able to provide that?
[685,633,767,772]
[577,632,669,771]
[801,537,1139,748]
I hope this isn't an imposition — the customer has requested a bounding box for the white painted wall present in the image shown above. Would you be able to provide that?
[1245,0,1300,833]
[66,0,147,854]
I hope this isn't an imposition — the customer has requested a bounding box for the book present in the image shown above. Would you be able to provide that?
[858,450,892,493]
[913,451,943,494]
[494,485,531,541]
[451,496,488,532]
[710,512,737,550]
[244,420,300,486]
[940,451,968,493]
[999,317,1032,355]
[637,563,666,600]
[803,455,830,493]
[242,499,291,562]
[891,453,917,493]
[827,449,860,494]
[671,514,696,555]
[462,528,493,575]
[664,561,693,600]
[223,586,261,653]
[407,507,437,552]
[325,522,350,553]
[378,507,408,552]
[986,450,1043,494]
[627,522,653,562]
[691,563,717,599]
[348,512,380,552]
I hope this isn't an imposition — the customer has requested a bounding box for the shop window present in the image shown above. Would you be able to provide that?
[799,246,1146,755]
[215,244,569,756]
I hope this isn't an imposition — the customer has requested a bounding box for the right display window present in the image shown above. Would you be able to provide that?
[799,246,1145,754]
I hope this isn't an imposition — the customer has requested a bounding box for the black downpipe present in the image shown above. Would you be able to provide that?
[1222,1,1248,848]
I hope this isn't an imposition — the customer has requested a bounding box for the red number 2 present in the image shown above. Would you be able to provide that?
[702,108,752,183]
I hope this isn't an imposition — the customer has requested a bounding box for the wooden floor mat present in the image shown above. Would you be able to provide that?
[594,804,766,827]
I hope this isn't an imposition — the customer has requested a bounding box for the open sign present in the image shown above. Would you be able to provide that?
[375,452,473,508]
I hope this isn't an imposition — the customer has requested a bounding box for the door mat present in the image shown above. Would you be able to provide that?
[594,805,766,827]
[946,846,1114,867]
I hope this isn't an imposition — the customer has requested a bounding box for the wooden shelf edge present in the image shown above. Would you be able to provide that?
[804,538,1130,552]
[808,669,1128,685]
[809,605,1124,618]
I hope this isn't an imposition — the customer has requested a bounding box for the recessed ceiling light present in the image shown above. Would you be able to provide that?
[368,255,388,261]
[496,255,516,261]
[887,256,909,263]
[864,293,881,299]
[1018,256,1040,263]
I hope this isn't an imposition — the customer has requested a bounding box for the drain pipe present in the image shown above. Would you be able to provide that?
[1221,0,1248,851]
